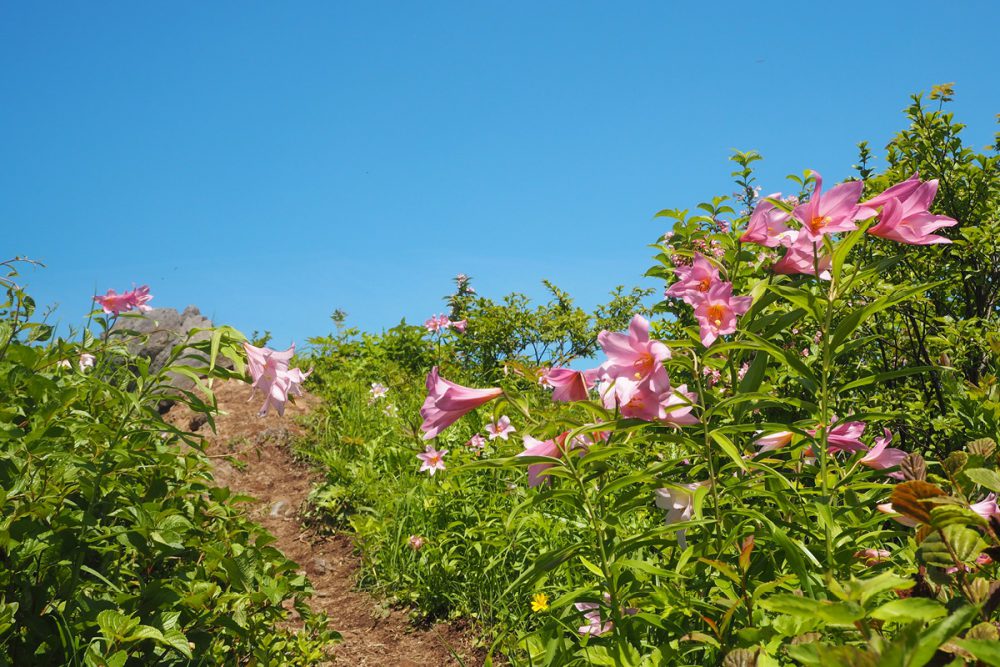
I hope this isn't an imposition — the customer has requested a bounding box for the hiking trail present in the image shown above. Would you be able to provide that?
[168,380,485,666]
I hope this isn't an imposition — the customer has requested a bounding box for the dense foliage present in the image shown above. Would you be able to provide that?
[0,262,338,666]
[298,88,1000,665]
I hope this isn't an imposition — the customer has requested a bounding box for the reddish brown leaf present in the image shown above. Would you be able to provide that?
[890,481,947,525]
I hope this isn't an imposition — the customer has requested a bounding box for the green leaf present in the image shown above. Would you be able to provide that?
[96,609,140,641]
[759,594,820,618]
[951,638,1000,666]
[963,468,1000,493]
[125,624,165,643]
[503,544,580,596]
[699,558,741,585]
[709,431,748,471]
[838,366,936,392]
[578,555,605,578]
[920,525,987,568]
[847,572,915,605]
[870,598,947,622]
[209,328,224,373]
[161,628,193,659]
[831,226,868,285]
[928,504,987,529]
[767,284,822,322]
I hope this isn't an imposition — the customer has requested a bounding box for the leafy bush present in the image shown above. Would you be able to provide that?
[0,260,338,666]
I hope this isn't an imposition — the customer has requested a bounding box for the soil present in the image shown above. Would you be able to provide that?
[167,380,486,666]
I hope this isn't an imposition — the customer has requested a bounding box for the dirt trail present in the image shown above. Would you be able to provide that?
[168,380,484,666]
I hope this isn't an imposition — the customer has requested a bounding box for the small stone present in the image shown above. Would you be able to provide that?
[269,500,288,517]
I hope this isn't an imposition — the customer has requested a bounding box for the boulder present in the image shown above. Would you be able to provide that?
[112,306,233,411]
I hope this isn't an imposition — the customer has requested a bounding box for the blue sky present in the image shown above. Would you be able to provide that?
[3,2,998,348]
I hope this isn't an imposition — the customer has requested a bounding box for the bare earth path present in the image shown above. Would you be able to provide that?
[168,380,485,666]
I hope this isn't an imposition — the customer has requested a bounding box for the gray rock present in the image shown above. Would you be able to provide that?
[112,306,234,410]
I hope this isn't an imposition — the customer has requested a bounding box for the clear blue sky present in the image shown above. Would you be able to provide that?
[3,2,998,348]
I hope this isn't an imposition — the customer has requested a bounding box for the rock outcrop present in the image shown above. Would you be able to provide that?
[113,306,232,411]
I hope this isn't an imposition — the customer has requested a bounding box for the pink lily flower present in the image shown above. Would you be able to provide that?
[258,366,311,416]
[424,314,451,332]
[692,282,752,347]
[740,194,791,247]
[369,382,388,400]
[94,285,154,316]
[655,481,707,548]
[660,385,699,426]
[408,535,425,551]
[600,376,662,422]
[858,173,922,214]
[574,594,637,637]
[95,290,133,315]
[792,171,864,241]
[596,315,671,383]
[416,445,448,476]
[754,430,793,452]
[518,433,567,487]
[867,181,957,245]
[542,367,597,402]
[451,319,468,333]
[243,342,310,416]
[664,253,722,305]
[971,493,998,521]
[129,285,153,312]
[876,502,918,527]
[485,415,516,440]
[809,419,867,454]
[600,374,697,426]
[419,367,502,439]
[244,341,295,384]
[859,429,907,478]
[575,603,614,637]
[771,230,832,279]
[466,433,486,450]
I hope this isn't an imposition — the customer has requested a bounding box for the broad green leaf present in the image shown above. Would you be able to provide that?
[870,598,947,622]
[963,467,1000,493]
[97,609,140,641]
[920,525,987,569]
[951,638,1000,666]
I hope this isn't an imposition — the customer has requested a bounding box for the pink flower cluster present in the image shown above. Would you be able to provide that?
[243,342,311,416]
[740,172,957,278]
[424,314,467,333]
[94,285,153,316]
[664,254,752,347]
[593,315,698,425]
[754,422,906,478]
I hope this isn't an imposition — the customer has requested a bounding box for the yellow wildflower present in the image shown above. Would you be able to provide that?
[531,592,549,613]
